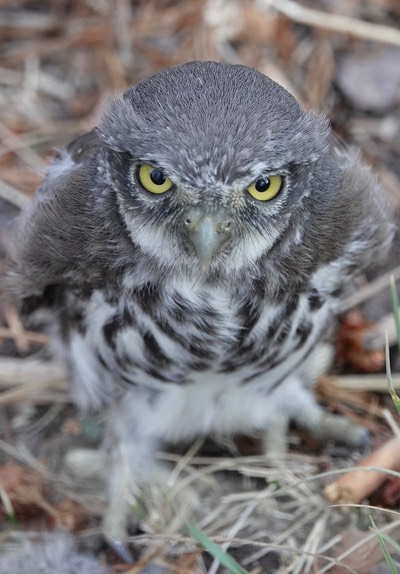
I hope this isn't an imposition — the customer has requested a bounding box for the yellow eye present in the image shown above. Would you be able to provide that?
[138,164,174,194]
[246,175,284,201]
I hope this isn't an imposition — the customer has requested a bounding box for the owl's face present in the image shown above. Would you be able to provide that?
[98,62,335,279]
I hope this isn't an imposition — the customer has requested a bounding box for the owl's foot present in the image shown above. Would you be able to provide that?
[80,434,199,547]
[65,446,174,545]
[306,412,369,449]
[64,447,134,561]
[262,374,368,454]
[106,539,134,564]
[65,446,138,560]
[263,407,368,454]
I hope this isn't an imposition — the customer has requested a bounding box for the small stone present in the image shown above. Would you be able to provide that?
[336,48,400,113]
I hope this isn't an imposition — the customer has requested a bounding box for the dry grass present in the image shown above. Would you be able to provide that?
[1,1,400,572]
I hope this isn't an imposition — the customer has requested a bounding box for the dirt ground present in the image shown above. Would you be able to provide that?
[0,1,400,573]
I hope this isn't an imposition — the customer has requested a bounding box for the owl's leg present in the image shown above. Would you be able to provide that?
[262,413,289,454]
[263,344,368,453]
[64,446,136,560]
[297,343,369,448]
[65,434,161,557]
[297,406,369,448]
[102,434,160,544]
[104,435,201,542]
[263,376,368,454]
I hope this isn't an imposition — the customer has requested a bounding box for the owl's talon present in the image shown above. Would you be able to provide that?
[106,538,134,564]
[310,413,369,449]
[359,429,372,453]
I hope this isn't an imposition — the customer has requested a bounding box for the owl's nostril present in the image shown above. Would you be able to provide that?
[218,220,233,234]
[184,208,233,237]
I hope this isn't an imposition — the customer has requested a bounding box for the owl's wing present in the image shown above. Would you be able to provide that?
[64,129,100,162]
[330,132,395,273]
[7,129,128,310]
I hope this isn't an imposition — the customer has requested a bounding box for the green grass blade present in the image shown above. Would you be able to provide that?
[375,530,400,556]
[371,517,398,574]
[386,332,400,416]
[390,275,400,354]
[187,523,250,574]
[7,512,19,528]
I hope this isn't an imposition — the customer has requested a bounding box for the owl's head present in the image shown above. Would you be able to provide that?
[98,61,338,281]
[8,61,392,301]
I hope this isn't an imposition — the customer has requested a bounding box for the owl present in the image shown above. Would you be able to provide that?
[8,61,393,549]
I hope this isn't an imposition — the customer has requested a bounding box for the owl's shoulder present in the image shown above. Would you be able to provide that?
[7,129,133,303]
[34,129,102,195]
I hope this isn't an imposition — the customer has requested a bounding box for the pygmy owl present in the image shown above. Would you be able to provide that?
[8,61,393,547]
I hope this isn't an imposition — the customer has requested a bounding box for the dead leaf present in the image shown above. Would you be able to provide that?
[47,499,89,532]
[336,310,385,372]
[0,464,45,520]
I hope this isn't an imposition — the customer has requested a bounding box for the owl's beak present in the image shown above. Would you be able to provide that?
[184,207,233,271]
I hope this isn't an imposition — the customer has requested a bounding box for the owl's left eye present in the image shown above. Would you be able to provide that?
[138,164,174,194]
[246,175,284,202]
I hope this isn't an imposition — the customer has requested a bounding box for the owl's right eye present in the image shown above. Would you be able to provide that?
[246,175,284,202]
[137,164,174,194]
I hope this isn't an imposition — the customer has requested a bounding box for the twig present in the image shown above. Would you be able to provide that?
[323,438,400,506]
[3,304,30,353]
[0,12,57,30]
[314,520,400,574]
[328,374,400,392]
[362,313,398,350]
[0,121,46,170]
[168,437,204,486]
[260,0,400,46]
[0,326,49,346]
[0,180,30,209]
[0,357,66,387]
[382,409,400,441]
[0,379,68,406]
[291,513,327,574]
[0,438,46,473]
[340,266,400,313]
[207,490,265,574]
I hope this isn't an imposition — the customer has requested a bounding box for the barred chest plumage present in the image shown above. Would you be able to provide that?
[57,274,337,419]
